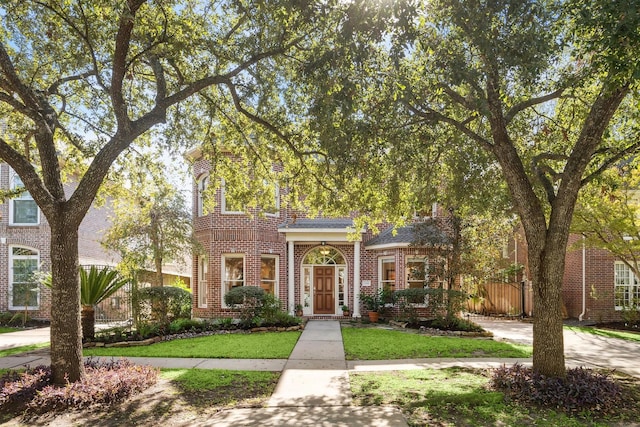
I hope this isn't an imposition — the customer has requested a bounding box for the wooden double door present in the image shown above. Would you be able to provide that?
[313,266,335,314]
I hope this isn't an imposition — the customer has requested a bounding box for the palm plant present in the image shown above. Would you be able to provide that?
[79,266,129,340]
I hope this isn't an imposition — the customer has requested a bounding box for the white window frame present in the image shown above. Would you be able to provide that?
[197,255,208,308]
[260,255,279,296]
[221,178,244,214]
[263,183,280,217]
[221,254,245,307]
[196,174,209,217]
[614,261,640,310]
[406,257,429,306]
[9,170,39,225]
[8,245,40,310]
[379,257,396,292]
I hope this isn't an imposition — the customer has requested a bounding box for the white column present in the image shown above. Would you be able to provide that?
[353,240,361,317]
[288,240,295,315]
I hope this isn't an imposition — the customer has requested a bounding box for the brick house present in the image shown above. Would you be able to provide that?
[0,163,191,320]
[188,149,454,318]
[562,235,638,323]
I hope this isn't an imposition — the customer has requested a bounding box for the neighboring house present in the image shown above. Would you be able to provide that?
[0,163,191,320]
[562,235,639,323]
[188,150,454,318]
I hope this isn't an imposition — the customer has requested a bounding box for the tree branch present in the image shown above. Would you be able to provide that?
[505,88,564,124]
[582,140,640,186]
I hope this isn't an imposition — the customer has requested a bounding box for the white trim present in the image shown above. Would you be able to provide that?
[365,242,411,250]
[196,174,210,218]
[197,255,208,308]
[8,245,40,310]
[288,241,295,314]
[260,254,279,296]
[300,246,348,316]
[9,170,39,226]
[221,253,245,308]
[353,241,361,317]
[221,178,244,214]
[379,256,396,291]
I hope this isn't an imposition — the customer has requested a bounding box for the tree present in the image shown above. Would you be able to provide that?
[0,0,314,384]
[282,0,640,377]
[79,266,129,340]
[102,156,195,287]
[572,161,640,280]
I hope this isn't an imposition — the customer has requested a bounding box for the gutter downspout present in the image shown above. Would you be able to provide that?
[579,235,586,321]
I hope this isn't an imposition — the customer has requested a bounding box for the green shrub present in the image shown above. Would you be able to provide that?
[168,318,205,334]
[135,286,192,328]
[224,287,266,328]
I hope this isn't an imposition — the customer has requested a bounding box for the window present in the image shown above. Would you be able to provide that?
[614,262,640,309]
[262,182,280,216]
[379,257,396,292]
[9,246,40,310]
[406,257,428,304]
[197,256,208,308]
[221,179,244,214]
[260,256,278,295]
[222,255,244,305]
[10,171,39,225]
[196,175,209,217]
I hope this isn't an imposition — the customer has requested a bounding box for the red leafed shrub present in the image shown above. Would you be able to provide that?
[1,359,158,415]
[491,363,622,414]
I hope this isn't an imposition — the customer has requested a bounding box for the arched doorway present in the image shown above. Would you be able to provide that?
[301,247,347,315]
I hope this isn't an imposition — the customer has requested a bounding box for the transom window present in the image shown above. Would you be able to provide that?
[614,262,640,309]
[10,171,39,225]
[9,246,40,310]
[303,247,345,265]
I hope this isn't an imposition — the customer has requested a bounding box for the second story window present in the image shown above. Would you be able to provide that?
[221,178,244,214]
[10,171,39,225]
[196,174,209,217]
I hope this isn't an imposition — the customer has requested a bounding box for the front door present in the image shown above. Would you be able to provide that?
[314,266,335,314]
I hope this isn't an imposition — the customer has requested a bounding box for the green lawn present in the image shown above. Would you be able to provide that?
[342,327,531,360]
[566,325,640,343]
[84,331,301,358]
[161,368,279,406]
[350,368,638,426]
[0,327,20,334]
[0,342,49,358]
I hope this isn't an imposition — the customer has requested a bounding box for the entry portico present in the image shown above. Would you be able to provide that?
[278,219,363,317]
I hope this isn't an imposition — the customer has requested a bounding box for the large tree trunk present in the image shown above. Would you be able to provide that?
[527,241,567,377]
[49,222,84,384]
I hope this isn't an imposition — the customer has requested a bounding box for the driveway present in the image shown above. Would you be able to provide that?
[474,317,640,378]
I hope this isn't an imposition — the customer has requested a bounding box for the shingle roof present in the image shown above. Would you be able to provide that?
[365,223,451,249]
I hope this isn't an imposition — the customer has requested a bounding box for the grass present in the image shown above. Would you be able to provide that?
[0,327,20,334]
[350,368,640,426]
[0,342,49,358]
[566,325,640,343]
[160,368,279,407]
[84,331,301,358]
[342,327,531,360]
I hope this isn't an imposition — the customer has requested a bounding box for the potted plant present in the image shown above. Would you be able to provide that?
[342,305,350,317]
[360,290,383,323]
[295,304,303,317]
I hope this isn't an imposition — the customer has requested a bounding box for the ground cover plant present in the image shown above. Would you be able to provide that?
[350,367,640,426]
[84,331,301,359]
[342,327,531,360]
[0,367,279,426]
[0,359,157,422]
[566,325,640,343]
[0,343,49,358]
